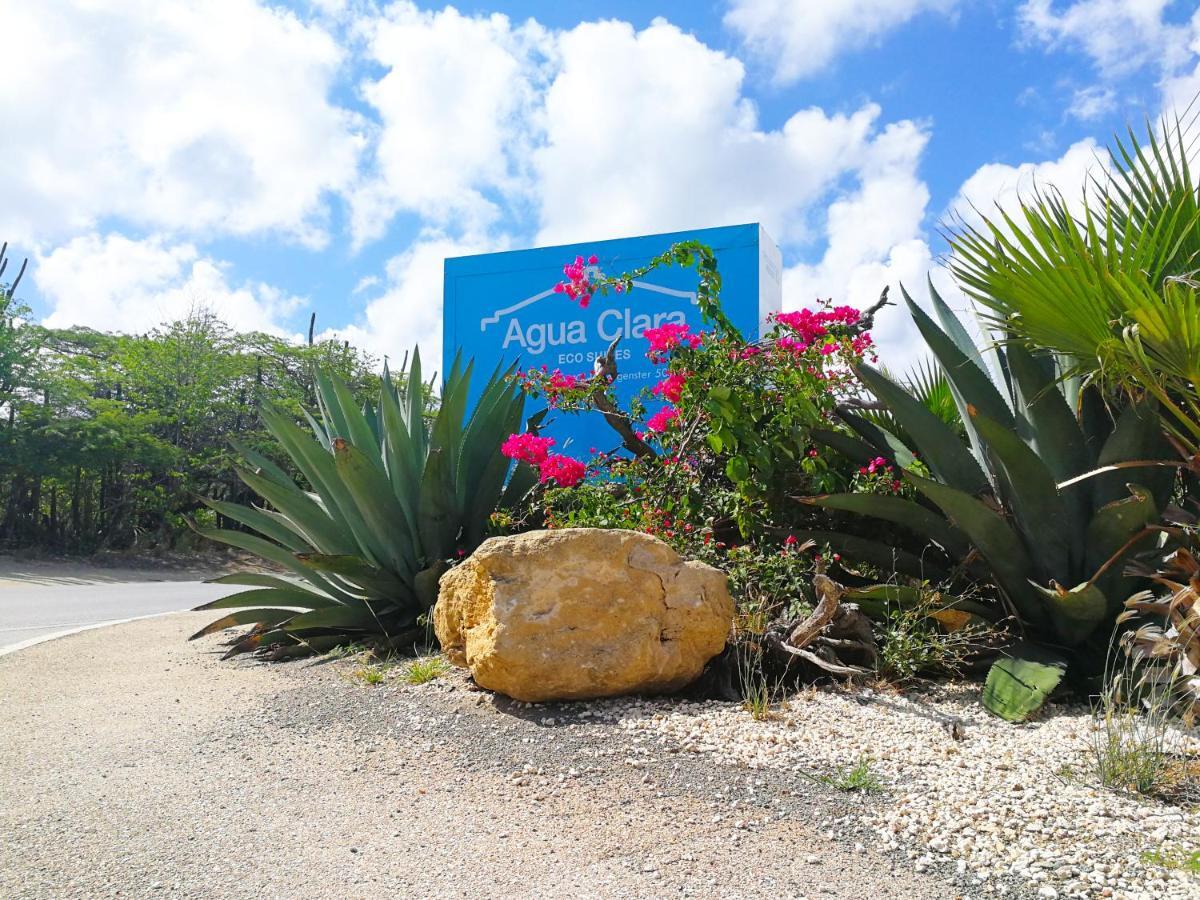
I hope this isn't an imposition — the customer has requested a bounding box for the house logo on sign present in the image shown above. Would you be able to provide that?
[480,266,698,357]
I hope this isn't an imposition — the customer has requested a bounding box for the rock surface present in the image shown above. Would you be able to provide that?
[434,528,733,702]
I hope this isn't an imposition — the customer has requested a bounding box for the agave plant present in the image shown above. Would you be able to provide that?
[191,349,537,658]
[809,286,1177,720]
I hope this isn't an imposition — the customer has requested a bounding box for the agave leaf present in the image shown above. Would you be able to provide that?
[194,527,352,602]
[983,649,1067,722]
[199,497,310,553]
[786,530,949,581]
[332,438,417,576]
[296,553,414,602]
[320,371,383,462]
[926,278,988,374]
[193,586,337,611]
[1032,581,1109,647]
[233,464,356,555]
[228,438,294,488]
[414,559,449,611]
[906,474,1046,626]
[969,411,1072,584]
[461,368,524,546]
[458,360,519,500]
[418,448,458,562]
[1003,342,1090,481]
[1094,399,1173,510]
[285,603,406,634]
[1084,484,1159,608]
[1004,342,1092,545]
[806,493,970,559]
[189,608,296,640]
[844,584,999,621]
[377,370,421,526]
[260,406,363,542]
[854,363,990,495]
[840,411,916,469]
[205,573,305,590]
[903,285,1014,471]
[810,427,884,468]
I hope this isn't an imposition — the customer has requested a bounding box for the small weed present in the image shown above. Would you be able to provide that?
[325,642,370,661]
[807,757,883,794]
[731,632,779,721]
[1141,847,1200,875]
[741,677,776,721]
[831,757,883,793]
[350,664,389,685]
[402,655,449,685]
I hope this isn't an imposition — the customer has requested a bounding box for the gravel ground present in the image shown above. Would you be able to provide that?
[1,613,964,899]
[618,684,1200,900]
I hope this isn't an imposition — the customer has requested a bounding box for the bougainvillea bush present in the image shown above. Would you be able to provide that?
[498,243,890,614]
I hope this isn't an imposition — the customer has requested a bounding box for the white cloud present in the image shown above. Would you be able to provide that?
[2,0,362,247]
[329,233,500,369]
[1019,0,1196,79]
[723,0,958,84]
[348,3,551,247]
[1069,85,1118,120]
[532,19,927,251]
[949,138,1105,233]
[35,233,303,336]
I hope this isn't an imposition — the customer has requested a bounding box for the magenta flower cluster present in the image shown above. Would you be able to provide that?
[500,433,585,487]
[552,254,603,308]
[643,322,703,362]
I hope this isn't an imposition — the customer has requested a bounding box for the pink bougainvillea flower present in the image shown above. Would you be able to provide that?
[652,372,689,404]
[643,323,703,361]
[538,453,586,487]
[588,254,598,265]
[501,433,555,465]
[646,406,679,433]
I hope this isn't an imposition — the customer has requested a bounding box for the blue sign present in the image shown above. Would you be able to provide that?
[443,223,781,455]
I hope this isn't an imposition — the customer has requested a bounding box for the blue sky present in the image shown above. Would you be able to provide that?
[7,1,1200,369]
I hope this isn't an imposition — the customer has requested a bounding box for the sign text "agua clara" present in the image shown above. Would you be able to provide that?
[500,307,687,356]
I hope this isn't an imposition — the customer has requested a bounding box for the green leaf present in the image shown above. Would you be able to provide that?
[810,428,880,467]
[199,496,309,553]
[903,283,1014,434]
[854,363,990,495]
[193,586,337,612]
[786,530,949,581]
[1032,581,1109,646]
[189,608,296,640]
[907,474,1046,626]
[195,527,351,601]
[233,464,355,555]
[969,411,1072,584]
[332,437,416,576]
[844,584,999,621]
[1084,484,1158,610]
[983,651,1067,722]
[726,455,750,483]
[806,493,970,559]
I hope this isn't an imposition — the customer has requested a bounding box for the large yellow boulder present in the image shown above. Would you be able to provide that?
[433,528,733,702]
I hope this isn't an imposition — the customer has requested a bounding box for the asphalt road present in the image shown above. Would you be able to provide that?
[0,581,229,655]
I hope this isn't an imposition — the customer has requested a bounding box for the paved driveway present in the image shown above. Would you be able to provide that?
[0,580,228,654]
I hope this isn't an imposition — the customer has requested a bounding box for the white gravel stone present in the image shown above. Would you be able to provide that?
[615,683,1200,899]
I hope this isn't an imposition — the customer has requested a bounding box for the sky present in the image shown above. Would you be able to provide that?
[6,0,1200,372]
